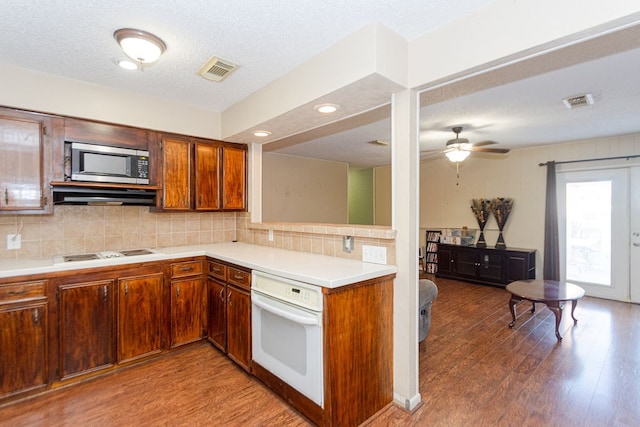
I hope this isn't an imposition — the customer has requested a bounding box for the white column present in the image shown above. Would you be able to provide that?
[249,142,262,223]
[391,88,421,410]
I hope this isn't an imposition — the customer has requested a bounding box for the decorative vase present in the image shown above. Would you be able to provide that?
[476,230,487,248]
[495,230,506,249]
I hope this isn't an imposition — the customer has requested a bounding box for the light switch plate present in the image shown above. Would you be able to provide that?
[268,229,274,241]
[362,245,387,264]
[7,234,21,250]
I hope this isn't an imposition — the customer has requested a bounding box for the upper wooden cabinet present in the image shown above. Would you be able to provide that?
[0,108,62,214]
[156,133,246,212]
[64,118,149,150]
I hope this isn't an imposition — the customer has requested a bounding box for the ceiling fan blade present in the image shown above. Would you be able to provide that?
[470,146,510,154]
[473,140,498,147]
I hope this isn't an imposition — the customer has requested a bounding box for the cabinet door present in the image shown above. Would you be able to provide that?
[226,285,251,371]
[170,278,204,348]
[455,248,479,277]
[477,251,504,282]
[59,280,115,380]
[0,301,47,398]
[505,252,534,282]
[437,246,454,274]
[207,278,227,352]
[0,109,56,213]
[195,142,221,210]
[161,137,191,210]
[222,145,247,210]
[117,273,164,363]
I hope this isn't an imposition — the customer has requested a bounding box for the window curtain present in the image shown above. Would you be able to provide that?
[543,161,560,280]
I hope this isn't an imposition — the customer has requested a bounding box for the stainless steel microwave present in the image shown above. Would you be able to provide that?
[70,142,150,185]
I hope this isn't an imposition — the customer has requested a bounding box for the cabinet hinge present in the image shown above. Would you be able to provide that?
[43,126,47,136]
[56,288,59,301]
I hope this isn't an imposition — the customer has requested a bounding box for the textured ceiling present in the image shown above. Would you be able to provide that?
[1,1,640,167]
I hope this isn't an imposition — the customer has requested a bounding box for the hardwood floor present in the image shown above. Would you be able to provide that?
[1,278,639,426]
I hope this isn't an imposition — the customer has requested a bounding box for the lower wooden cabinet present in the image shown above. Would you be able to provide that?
[58,280,115,380]
[0,280,48,401]
[169,260,205,348]
[117,273,164,364]
[206,259,251,371]
[437,244,536,287]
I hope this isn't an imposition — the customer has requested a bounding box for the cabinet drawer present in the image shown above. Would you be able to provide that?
[208,261,226,281]
[171,261,203,278]
[227,267,251,290]
[0,280,46,303]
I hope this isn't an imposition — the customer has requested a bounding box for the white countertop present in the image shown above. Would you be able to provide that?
[0,242,396,288]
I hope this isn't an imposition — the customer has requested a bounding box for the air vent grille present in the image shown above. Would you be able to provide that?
[198,56,239,82]
[563,93,594,109]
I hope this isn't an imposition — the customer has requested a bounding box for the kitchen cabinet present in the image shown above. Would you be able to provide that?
[436,244,536,287]
[58,280,115,380]
[0,280,48,401]
[117,273,164,364]
[206,259,251,371]
[221,144,247,210]
[169,260,205,348]
[157,133,246,211]
[0,107,62,214]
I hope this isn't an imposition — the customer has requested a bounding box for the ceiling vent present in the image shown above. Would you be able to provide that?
[197,56,239,82]
[562,93,594,109]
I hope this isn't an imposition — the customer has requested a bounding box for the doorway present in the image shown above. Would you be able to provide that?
[557,166,640,302]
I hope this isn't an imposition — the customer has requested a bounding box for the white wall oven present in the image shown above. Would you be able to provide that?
[251,271,324,407]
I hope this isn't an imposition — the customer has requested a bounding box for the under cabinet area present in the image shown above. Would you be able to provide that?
[437,244,536,287]
[206,259,252,372]
[0,280,48,402]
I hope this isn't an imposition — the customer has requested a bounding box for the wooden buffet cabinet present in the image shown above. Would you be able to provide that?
[437,244,536,287]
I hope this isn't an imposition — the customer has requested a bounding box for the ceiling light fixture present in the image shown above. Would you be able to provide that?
[253,130,272,137]
[114,28,166,65]
[445,148,470,162]
[117,60,139,70]
[313,103,339,114]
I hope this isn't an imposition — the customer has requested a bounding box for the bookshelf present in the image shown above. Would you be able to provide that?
[425,230,441,274]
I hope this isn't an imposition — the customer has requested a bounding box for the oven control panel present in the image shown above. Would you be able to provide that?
[252,271,322,312]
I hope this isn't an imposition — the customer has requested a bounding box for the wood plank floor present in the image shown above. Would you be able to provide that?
[1,277,639,426]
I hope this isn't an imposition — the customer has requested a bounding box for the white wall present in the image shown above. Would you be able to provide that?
[420,133,640,277]
[0,64,221,138]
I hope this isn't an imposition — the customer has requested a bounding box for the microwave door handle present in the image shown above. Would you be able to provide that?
[252,296,319,326]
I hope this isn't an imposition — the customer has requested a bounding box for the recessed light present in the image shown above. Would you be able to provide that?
[253,130,271,137]
[118,60,139,70]
[313,103,340,114]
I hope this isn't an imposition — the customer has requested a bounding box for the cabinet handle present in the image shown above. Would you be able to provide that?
[227,290,232,306]
[176,285,181,297]
[103,285,108,302]
[32,308,39,324]
[124,283,128,296]
[233,273,244,280]
[212,267,221,273]
[4,189,8,205]
[219,288,224,301]
[180,266,193,272]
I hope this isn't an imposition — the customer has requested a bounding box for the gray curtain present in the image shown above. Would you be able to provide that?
[543,161,560,280]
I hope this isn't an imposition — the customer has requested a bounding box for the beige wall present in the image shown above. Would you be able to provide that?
[262,153,348,223]
[374,165,392,226]
[420,132,640,276]
[0,207,236,260]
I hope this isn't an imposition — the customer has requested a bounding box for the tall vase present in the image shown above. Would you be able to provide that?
[495,229,506,249]
[476,226,487,248]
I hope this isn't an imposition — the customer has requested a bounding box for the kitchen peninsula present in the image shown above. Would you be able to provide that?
[0,242,396,427]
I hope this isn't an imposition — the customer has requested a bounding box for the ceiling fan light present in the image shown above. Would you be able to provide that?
[445,149,470,162]
[114,28,166,64]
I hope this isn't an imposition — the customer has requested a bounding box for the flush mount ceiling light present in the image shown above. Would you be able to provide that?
[253,130,272,137]
[313,103,340,114]
[114,28,166,65]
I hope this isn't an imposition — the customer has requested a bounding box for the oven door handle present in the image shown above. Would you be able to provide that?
[253,296,320,326]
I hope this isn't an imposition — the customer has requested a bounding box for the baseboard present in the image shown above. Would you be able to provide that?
[393,391,422,413]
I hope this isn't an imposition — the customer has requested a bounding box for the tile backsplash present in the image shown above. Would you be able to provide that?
[0,206,237,260]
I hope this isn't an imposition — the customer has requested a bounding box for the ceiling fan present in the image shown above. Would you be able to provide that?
[443,126,510,162]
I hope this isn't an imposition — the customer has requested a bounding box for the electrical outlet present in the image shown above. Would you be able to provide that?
[7,234,21,250]
[268,229,274,241]
[362,245,387,264]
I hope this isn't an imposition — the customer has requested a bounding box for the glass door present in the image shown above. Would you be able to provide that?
[557,168,630,301]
